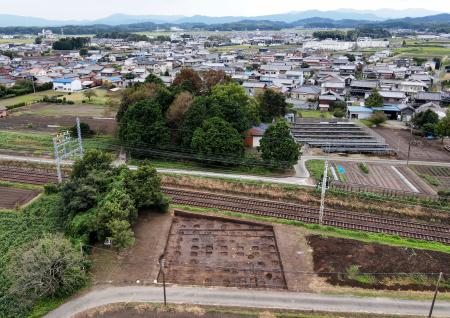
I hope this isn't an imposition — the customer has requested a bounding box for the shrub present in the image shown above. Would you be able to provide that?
[368,112,387,126]
[358,163,369,174]
[333,110,345,118]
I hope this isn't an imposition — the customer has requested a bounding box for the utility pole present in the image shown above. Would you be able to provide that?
[160,257,167,306]
[406,124,413,166]
[428,272,443,318]
[319,160,329,225]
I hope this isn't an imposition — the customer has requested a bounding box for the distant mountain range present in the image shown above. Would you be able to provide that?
[0,8,444,27]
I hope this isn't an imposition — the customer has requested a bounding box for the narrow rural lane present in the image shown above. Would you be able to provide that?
[44,286,450,318]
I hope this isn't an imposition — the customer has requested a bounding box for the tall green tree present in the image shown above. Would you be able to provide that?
[191,117,244,159]
[209,82,257,132]
[365,89,384,107]
[119,99,170,147]
[412,110,439,128]
[123,164,168,209]
[258,89,288,122]
[145,73,164,86]
[259,121,299,169]
[435,115,450,143]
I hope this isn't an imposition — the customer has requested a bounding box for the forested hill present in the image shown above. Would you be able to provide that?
[0,13,449,35]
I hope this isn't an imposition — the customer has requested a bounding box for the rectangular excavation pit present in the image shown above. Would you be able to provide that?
[158,210,287,289]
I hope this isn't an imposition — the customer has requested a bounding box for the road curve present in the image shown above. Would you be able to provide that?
[44,286,450,318]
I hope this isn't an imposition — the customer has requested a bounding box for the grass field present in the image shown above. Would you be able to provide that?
[0,130,117,155]
[305,159,325,182]
[394,46,450,57]
[0,89,117,108]
[16,103,114,117]
[298,110,333,119]
[0,38,34,44]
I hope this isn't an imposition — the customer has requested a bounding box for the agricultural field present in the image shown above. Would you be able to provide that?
[332,162,419,193]
[308,235,449,291]
[0,88,117,108]
[410,166,450,193]
[298,110,333,119]
[76,303,411,318]
[0,130,116,157]
[0,185,40,209]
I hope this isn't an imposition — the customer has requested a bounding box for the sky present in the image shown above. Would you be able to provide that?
[1,0,450,20]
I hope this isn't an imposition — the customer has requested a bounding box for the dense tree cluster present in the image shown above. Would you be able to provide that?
[52,37,90,50]
[95,32,150,42]
[0,80,52,100]
[62,150,168,249]
[313,28,391,40]
[413,110,450,139]
[117,68,299,169]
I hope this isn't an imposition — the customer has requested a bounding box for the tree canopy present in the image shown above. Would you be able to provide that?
[257,89,288,123]
[192,117,244,159]
[259,121,299,169]
[365,89,384,107]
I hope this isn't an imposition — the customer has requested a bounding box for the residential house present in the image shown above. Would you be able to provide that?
[416,102,447,119]
[399,80,427,95]
[242,81,266,96]
[350,80,379,96]
[244,123,268,148]
[347,106,374,120]
[414,92,442,107]
[53,78,82,92]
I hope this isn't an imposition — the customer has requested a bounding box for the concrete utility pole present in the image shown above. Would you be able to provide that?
[428,272,443,318]
[319,160,329,225]
[159,257,167,306]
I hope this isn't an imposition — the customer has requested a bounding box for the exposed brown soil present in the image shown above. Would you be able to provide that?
[307,235,450,291]
[91,210,173,286]
[160,211,287,289]
[0,186,40,209]
[332,162,413,192]
[410,166,450,192]
[373,127,450,163]
[0,102,117,134]
[75,303,406,318]
[396,166,437,195]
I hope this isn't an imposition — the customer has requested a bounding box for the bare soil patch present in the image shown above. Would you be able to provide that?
[75,303,403,318]
[373,127,450,162]
[308,235,450,291]
[160,211,287,289]
[0,186,40,209]
[91,210,172,285]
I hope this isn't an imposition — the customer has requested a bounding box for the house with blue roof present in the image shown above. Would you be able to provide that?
[53,78,82,92]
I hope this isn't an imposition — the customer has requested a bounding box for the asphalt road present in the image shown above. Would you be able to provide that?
[44,286,450,318]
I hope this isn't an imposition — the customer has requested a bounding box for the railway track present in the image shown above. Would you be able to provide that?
[162,187,450,245]
[1,167,449,244]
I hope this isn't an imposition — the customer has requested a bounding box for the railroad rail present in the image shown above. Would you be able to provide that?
[162,187,450,245]
[1,167,449,244]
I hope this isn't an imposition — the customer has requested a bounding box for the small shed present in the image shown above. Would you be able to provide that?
[347,106,373,120]
[244,123,269,148]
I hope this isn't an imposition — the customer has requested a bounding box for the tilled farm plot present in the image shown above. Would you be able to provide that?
[0,186,40,209]
[332,162,414,192]
[0,164,62,185]
[308,235,450,291]
[160,211,287,289]
[410,166,450,192]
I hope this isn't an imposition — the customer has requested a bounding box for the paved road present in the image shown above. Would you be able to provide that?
[0,154,314,186]
[44,286,450,318]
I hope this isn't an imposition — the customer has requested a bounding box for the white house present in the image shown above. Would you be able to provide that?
[53,78,82,92]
